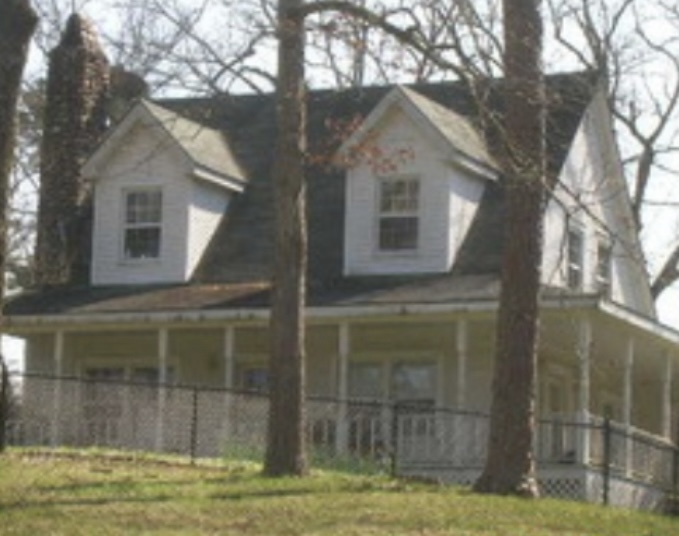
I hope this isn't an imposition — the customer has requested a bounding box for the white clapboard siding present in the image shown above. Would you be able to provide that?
[186,181,230,277]
[344,108,485,276]
[91,122,224,285]
[542,90,654,316]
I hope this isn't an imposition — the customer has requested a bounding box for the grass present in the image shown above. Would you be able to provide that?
[0,449,677,535]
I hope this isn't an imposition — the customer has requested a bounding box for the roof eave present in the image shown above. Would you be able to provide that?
[0,294,599,330]
[445,148,500,181]
[82,100,149,178]
[191,166,246,193]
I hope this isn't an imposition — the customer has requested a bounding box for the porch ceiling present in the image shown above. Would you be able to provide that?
[540,308,678,383]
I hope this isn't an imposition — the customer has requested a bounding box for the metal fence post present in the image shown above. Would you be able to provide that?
[0,358,8,453]
[602,417,611,506]
[190,387,199,464]
[672,446,679,511]
[390,402,399,477]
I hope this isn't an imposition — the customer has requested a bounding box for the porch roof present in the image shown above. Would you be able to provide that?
[4,277,679,348]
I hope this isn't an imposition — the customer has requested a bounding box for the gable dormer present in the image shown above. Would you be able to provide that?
[83,100,246,285]
[337,87,498,276]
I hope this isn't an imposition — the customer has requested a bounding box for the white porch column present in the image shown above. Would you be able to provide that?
[51,330,65,446]
[221,326,235,441]
[456,319,468,409]
[662,351,673,440]
[577,317,592,464]
[335,322,350,454]
[623,337,635,476]
[155,327,169,451]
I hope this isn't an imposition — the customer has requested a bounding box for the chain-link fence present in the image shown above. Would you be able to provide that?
[2,372,678,510]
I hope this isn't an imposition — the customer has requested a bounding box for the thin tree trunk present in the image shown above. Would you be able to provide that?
[474,0,545,496]
[264,0,309,476]
[0,0,37,456]
[0,0,38,296]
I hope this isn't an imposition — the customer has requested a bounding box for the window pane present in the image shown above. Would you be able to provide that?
[85,367,125,382]
[131,367,159,384]
[379,217,418,250]
[131,367,175,385]
[125,228,161,259]
[380,179,419,213]
[596,241,612,295]
[126,190,162,224]
[349,363,383,399]
[567,228,583,290]
[391,363,436,403]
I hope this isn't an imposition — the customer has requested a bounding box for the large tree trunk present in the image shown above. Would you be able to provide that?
[0,0,37,455]
[264,0,309,476]
[474,0,545,497]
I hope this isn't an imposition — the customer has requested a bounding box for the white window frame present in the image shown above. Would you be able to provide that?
[121,187,163,262]
[348,362,385,401]
[375,176,420,253]
[389,361,437,406]
[566,224,585,290]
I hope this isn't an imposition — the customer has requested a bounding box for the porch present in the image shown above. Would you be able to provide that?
[5,373,678,511]
[14,303,679,445]
[5,298,679,509]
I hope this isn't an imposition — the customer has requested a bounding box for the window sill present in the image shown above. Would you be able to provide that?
[372,249,421,260]
[118,258,162,267]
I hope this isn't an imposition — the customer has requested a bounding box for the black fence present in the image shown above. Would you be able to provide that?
[2,372,678,509]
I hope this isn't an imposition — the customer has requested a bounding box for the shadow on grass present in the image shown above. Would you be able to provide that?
[0,474,414,513]
[209,487,322,501]
[0,493,174,511]
[36,476,212,494]
[0,483,333,512]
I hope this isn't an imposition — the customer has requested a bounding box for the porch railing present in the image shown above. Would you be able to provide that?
[3,373,678,504]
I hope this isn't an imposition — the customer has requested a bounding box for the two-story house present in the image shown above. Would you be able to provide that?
[5,72,679,507]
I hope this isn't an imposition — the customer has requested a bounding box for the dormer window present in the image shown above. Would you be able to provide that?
[123,188,162,260]
[567,225,584,290]
[378,176,419,252]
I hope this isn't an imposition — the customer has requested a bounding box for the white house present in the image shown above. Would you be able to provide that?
[5,73,679,508]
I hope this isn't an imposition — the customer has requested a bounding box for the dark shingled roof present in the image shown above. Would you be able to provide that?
[6,72,598,317]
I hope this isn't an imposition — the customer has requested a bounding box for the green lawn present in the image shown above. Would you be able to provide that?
[0,449,677,535]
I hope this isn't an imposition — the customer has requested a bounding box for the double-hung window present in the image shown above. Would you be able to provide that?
[123,188,162,260]
[567,225,584,290]
[391,362,436,406]
[595,238,612,297]
[377,177,419,252]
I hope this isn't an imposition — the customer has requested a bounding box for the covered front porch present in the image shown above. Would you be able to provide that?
[5,297,679,508]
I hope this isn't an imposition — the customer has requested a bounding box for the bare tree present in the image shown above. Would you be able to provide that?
[0,0,38,295]
[0,0,38,452]
[474,0,545,496]
[548,0,679,299]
